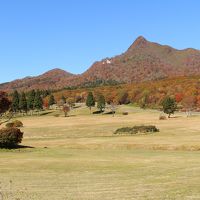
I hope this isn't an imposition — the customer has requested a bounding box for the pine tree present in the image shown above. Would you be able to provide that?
[34,90,43,110]
[162,97,177,118]
[97,94,106,112]
[48,94,56,106]
[86,92,95,113]
[19,92,27,113]
[27,90,35,110]
[11,90,20,112]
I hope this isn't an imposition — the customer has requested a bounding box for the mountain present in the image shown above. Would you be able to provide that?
[74,36,200,84]
[1,36,200,91]
[0,68,74,91]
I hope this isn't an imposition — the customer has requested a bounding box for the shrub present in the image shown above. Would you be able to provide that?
[114,127,137,134]
[159,115,167,120]
[54,114,60,117]
[13,120,23,127]
[114,125,159,135]
[133,125,159,133]
[6,122,15,128]
[6,120,23,128]
[122,112,128,115]
[0,128,23,148]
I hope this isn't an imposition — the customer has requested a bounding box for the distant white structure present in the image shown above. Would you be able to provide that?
[106,59,112,64]
[102,59,112,65]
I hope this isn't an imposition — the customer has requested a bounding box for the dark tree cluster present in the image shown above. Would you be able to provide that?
[11,89,43,113]
[0,91,11,115]
[0,91,23,148]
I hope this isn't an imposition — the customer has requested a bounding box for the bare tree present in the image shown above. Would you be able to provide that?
[63,105,70,117]
[182,96,196,117]
[107,102,117,117]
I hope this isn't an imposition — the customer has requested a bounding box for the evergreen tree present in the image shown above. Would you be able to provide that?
[97,94,106,112]
[86,92,95,113]
[34,90,43,110]
[162,97,177,118]
[19,92,27,113]
[27,90,35,110]
[48,94,56,106]
[11,90,20,112]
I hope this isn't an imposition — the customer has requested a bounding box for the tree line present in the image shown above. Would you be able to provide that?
[11,90,44,113]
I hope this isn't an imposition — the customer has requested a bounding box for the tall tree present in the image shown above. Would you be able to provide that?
[34,90,43,110]
[86,92,95,113]
[19,92,27,113]
[48,94,56,106]
[97,94,106,112]
[162,97,177,118]
[0,91,11,125]
[27,90,35,110]
[11,90,20,112]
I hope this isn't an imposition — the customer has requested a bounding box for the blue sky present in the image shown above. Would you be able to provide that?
[0,0,200,83]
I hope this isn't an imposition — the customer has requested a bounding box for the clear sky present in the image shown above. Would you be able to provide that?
[0,0,200,83]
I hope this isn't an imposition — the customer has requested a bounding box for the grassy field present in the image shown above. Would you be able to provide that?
[0,105,200,200]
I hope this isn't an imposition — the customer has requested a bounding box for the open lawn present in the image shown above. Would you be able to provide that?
[0,105,200,199]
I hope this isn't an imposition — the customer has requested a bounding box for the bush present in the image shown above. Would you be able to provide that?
[114,125,159,135]
[159,115,167,120]
[13,120,23,127]
[133,125,159,133]
[6,120,23,128]
[0,128,23,148]
[114,127,137,134]
[122,112,128,115]
[54,114,60,117]
[6,122,15,128]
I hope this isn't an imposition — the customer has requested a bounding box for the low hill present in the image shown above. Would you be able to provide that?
[0,68,74,91]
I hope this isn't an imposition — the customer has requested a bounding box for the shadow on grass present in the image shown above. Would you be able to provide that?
[104,111,115,115]
[64,115,76,117]
[73,105,82,109]
[169,116,182,118]
[40,111,54,116]
[93,110,103,114]
[0,144,34,150]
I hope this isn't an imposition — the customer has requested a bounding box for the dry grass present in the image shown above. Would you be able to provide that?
[0,105,200,199]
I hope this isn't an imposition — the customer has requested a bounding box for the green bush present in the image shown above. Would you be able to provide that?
[6,120,23,128]
[114,127,137,134]
[133,125,159,133]
[0,128,23,148]
[114,125,159,135]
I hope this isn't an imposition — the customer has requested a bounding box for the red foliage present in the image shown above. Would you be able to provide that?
[2,37,200,92]
[0,91,10,115]
[43,99,49,109]
[175,93,184,103]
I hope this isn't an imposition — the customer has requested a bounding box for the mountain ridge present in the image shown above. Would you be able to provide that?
[1,36,200,91]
